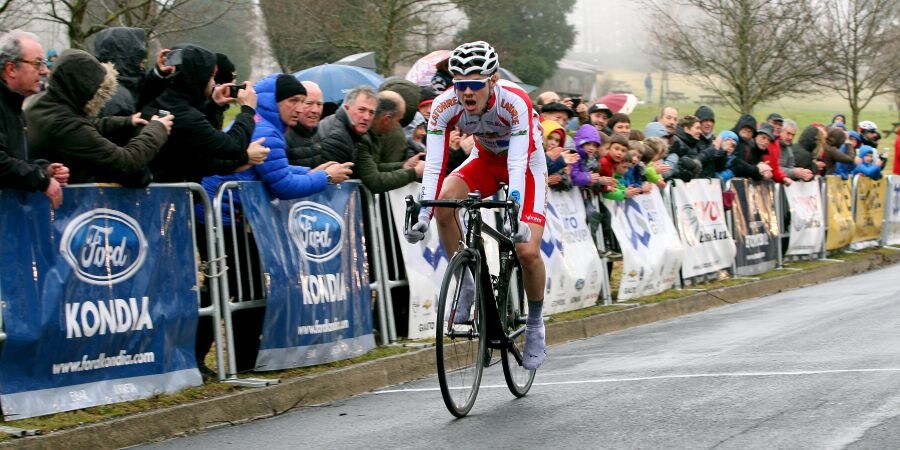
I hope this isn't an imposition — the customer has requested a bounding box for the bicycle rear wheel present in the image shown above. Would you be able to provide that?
[435,251,485,417]
[500,261,535,397]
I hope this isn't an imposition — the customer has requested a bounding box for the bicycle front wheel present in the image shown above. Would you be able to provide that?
[435,250,485,418]
[500,261,535,397]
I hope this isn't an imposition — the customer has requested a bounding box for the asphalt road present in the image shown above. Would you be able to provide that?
[141,264,900,449]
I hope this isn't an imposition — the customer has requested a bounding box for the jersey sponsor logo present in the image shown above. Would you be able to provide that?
[430,97,458,127]
[511,130,527,136]
[288,201,345,262]
[426,129,444,135]
[499,98,519,125]
[60,209,148,285]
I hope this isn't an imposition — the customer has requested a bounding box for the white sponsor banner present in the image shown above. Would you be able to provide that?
[783,180,825,255]
[671,179,736,278]
[540,189,605,314]
[606,190,684,300]
[883,176,900,246]
[388,184,498,340]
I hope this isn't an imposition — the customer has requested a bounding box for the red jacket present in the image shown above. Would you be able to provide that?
[765,141,787,182]
[893,128,900,175]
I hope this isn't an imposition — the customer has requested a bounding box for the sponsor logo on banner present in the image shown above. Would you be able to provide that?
[60,209,148,285]
[288,201,345,262]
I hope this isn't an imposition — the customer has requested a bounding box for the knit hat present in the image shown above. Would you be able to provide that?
[214,53,236,85]
[275,74,307,102]
[418,86,438,108]
[695,105,715,122]
[719,130,738,145]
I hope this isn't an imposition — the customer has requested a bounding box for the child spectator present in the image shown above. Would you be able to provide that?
[714,130,739,183]
[834,131,860,179]
[542,119,577,191]
[850,145,883,180]
[570,124,602,188]
[639,140,666,189]
[604,154,643,201]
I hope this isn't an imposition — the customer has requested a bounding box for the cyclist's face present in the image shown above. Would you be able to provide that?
[454,73,494,115]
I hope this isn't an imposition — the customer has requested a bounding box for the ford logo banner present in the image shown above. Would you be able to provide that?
[288,201,345,263]
[60,209,148,285]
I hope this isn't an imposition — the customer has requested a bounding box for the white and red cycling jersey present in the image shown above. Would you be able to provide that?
[419,79,547,226]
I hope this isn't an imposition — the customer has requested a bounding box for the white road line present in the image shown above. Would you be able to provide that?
[373,367,900,394]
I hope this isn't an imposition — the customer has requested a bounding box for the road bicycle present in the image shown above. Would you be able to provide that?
[405,192,535,418]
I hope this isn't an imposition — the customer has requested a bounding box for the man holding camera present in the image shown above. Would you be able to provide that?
[146,44,268,182]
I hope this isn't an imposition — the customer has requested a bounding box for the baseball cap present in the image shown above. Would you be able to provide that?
[588,103,613,117]
[766,113,784,123]
[541,102,574,118]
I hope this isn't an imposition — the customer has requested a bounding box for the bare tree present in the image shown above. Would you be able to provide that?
[0,1,43,31]
[36,0,241,49]
[260,0,467,74]
[812,0,900,128]
[642,0,823,114]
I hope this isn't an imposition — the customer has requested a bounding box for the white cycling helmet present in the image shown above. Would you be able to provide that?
[859,120,878,132]
[449,41,499,76]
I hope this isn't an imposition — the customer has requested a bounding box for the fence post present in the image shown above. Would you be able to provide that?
[774,182,784,269]
[359,186,394,345]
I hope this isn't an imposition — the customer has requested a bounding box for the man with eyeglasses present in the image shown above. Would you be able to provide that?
[405,41,549,370]
[0,29,68,208]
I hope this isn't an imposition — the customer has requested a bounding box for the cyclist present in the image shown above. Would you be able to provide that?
[405,41,548,370]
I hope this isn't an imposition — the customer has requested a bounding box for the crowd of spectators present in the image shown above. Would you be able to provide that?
[0,28,896,371]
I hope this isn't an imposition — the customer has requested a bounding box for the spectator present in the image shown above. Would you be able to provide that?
[204,53,239,131]
[656,106,678,134]
[203,74,351,201]
[822,128,853,176]
[26,49,173,186]
[733,123,791,184]
[834,131,861,179]
[606,150,643,200]
[539,102,573,128]
[198,74,352,372]
[588,102,612,134]
[147,44,266,182]
[431,57,452,93]
[569,124,602,189]
[792,125,823,176]
[317,86,377,165]
[637,139,666,189]
[858,120,880,148]
[668,115,703,181]
[286,80,326,167]
[0,30,68,207]
[354,90,425,194]
[92,27,146,118]
[535,90,560,110]
[778,119,813,181]
[766,113,784,140]
[407,113,426,156]
[714,130,739,183]
[542,119,575,191]
[850,145,883,180]
[607,113,631,139]
[379,79,424,163]
[694,105,716,151]
[629,129,645,141]
[831,113,847,127]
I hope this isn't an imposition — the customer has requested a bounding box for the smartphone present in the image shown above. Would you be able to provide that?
[158,109,170,118]
[570,97,582,109]
[163,49,183,66]
[228,83,244,98]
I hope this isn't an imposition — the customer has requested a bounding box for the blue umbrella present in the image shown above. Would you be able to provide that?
[293,64,384,104]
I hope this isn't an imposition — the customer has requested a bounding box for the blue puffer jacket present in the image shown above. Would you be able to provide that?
[850,145,883,180]
[202,74,329,202]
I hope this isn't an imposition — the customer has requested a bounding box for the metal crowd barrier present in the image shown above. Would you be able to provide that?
[359,186,401,344]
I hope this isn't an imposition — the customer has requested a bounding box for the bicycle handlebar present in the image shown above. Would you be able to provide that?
[404,194,519,236]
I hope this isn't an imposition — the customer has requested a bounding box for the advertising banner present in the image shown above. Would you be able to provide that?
[670,179,736,278]
[0,186,201,420]
[239,182,374,370]
[730,179,778,276]
[783,180,826,256]
[883,176,900,245]
[540,188,604,314]
[386,183,501,339]
[851,175,885,244]
[825,176,854,251]
[605,190,683,300]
